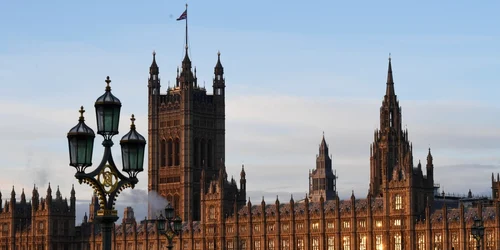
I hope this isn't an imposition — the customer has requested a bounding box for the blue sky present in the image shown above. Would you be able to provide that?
[1,1,500,221]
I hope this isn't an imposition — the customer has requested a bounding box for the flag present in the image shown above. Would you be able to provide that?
[176,10,187,21]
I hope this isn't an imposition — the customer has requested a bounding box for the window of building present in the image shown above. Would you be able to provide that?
[311,222,319,230]
[194,242,201,250]
[327,236,335,250]
[394,233,402,250]
[208,241,215,250]
[282,239,290,250]
[209,206,215,220]
[268,239,275,250]
[282,223,289,232]
[394,219,401,226]
[297,223,304,230]
[395,194,402,210]
[343,221,350,229]
[161,139,166,166]
[359,220,366,228]
[375,235,383,250]
[359,235,367,250]
[167,139,173,166]
[312,237,319,250]
[240,240,247,250]
[227,226,234,233]
[174,138,180,166]
[268,224,275,232]
[297,239,305,250]
[434,233,442,250]
[227,241,233,250]
[254,225,260,232]
[417,233,425,250]
[240,226,247,232]
[375,220,382,228]
[469,234,477,249]
[486,231,494,249]
[451,232,458,249]
[254,240,261,250]
[342,236,350,250]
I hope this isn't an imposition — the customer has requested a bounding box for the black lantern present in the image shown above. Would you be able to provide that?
[67,106,95,170]
[173,216,182,232]
[94,76,121,138]
[120,114,146,177]
[165,203,175,220]
[157,214,166,232]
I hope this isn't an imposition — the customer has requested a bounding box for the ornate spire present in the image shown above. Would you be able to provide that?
[427,148,433,166]
[21,188,26,203]
[150,50,159,75]
[386,54,395,95]
[240,164,246,178]
[319,132,328,156]
[214,51,224,75]
[10,186,15,200]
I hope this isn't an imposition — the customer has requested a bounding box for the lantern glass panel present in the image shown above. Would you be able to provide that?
[165,205,174,220]
[121,145,130,171]
[174,216,182,232]
[137,146,145,171]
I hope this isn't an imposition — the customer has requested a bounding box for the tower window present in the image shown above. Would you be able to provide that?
[395,194,403,210]
[153,75,157,80]
[217,75,221,80]
[160,140,166,167]
[167,139,173,166]
[216,89,222,95]
[174,138,180,166]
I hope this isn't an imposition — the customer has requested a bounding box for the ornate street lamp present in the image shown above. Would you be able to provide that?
[157,204,183,250]
[67,76,146,250]
[471,217,485,250]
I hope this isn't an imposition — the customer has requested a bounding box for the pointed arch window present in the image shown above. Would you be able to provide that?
[194,138,199,167]
[174,138,180,166]
[167,139,173,167]
[209,206,215,220]
[395,194,403,210]
[161,139,166,167]
[394,233,402,250]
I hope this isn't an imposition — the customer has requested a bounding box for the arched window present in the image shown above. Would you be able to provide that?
[395,194,403,210]
[174,138,180,166]
[209,206,215,220]
[201,139,206,167]
[194,138,199,167]
[160,139,166,167]
[207,140,213,168]
[167,139,173,167]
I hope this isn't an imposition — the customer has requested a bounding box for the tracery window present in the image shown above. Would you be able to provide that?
[486,231,495,249]
[394,219,401,226]
[327,236,335,250]
[311,221,319,230]
[417,233,425,250]
[375,220,382,228]
[240,240,247,250]
[359,235,367,250]
[395,194,402,210]
[297,223,304,230]
[375,235,383,250]
[160,139,166,166]
[254,240,261,250]
[227,241,234,250]
[359,220,366,228]
[469,234,477,249]
[282,239,290,250]
[434,233,442,250]
[297,238,305,250]
[174,138,180,166]
[209,206,215,220]
[254,225,260,232]
[342,236,350,250]
[282,223,289,232]
[394,233,402,250]
[167,139,173,166]
[268,239,275,250]
[208,241,215,250]
[451,232,459,249]
[312,237,319,250]
[343,221,350,229]
[327,221,335,229]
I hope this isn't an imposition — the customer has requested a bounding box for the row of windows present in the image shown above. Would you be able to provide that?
[160,120,181,128]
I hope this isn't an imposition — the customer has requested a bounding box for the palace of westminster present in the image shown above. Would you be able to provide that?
[1,39,500,250]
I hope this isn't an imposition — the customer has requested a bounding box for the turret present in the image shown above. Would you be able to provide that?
[239,165,246,201]
[426,148,434,184]
[46,183,52,207]
[20,188,26,204]
[213,51,225,97]
[10,186,15,211]
[56,185,62,200]
[70,184,76,212]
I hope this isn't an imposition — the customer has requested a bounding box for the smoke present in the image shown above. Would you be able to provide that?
[148,190,169,219]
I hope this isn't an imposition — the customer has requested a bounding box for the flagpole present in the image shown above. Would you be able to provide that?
[185,3,188,52]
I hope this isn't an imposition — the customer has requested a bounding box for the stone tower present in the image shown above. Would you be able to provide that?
[309,133,337,202]
[148,47,226,222]
[368,57,434,217]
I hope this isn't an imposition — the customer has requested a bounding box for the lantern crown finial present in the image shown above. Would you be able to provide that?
[130,114,136,129]
[79,106,85,121]
[105,76,111,92]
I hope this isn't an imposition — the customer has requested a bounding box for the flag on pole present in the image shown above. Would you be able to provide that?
[176,10,187,21]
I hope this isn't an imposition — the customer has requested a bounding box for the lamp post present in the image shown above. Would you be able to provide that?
[157,204,183,250]
[67,76,146,250]
[471,218,485,250]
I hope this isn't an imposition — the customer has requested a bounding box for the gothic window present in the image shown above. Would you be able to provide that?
[208,241,215,250]
[417,233,425,250]
[282,223,289,232]
[327,221,335,229]
[311,221,319,230]
[174,195,180,216]
[268,239,275,250]
[240,240,247,250]
[216,88,221,95]
[167,139,173,166]
[194,241,201,250]
[296,223,304,230]
[486,231,494,249]
[282,239,290,250]
[394,219,401,226]
[153,75,157,80]
[174,138,180,166]
[161,139,166,166]
[342,236,350,250]
[227,241,234,250]
[209,206,215,220]
[268,224,275,232]
[395,194,402,210]
[254,240,261,250]
[320,178,326,190]
[394,233,402,250]
[469,234,477,249]
[312,237,319,250]
[451,232,458,249]
[297,239,304,250]
[254,225,260,232]
[207,139,213,168]
[434,233,442,250]
[359,220,366,228]
[359,235,367,250]
[327,236,335,250]
[313,179,319,190]
[342,221,350,229]
[375,235,383,250]
[389,112,393,127]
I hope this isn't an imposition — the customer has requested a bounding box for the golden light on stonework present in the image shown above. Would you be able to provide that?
[97,164,119,194]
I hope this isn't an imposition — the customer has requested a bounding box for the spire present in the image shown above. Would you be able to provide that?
[47,183,52,197]
[240,164,246,179]
[150,50,159,75]
[21,188,26,203]
[214,51,224,76]
[11,186,15,200]
[56,185,62,199]
[319,132,328,156]
[71,184,75,197]
[427,147,433,166]
[386,53,395,97]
